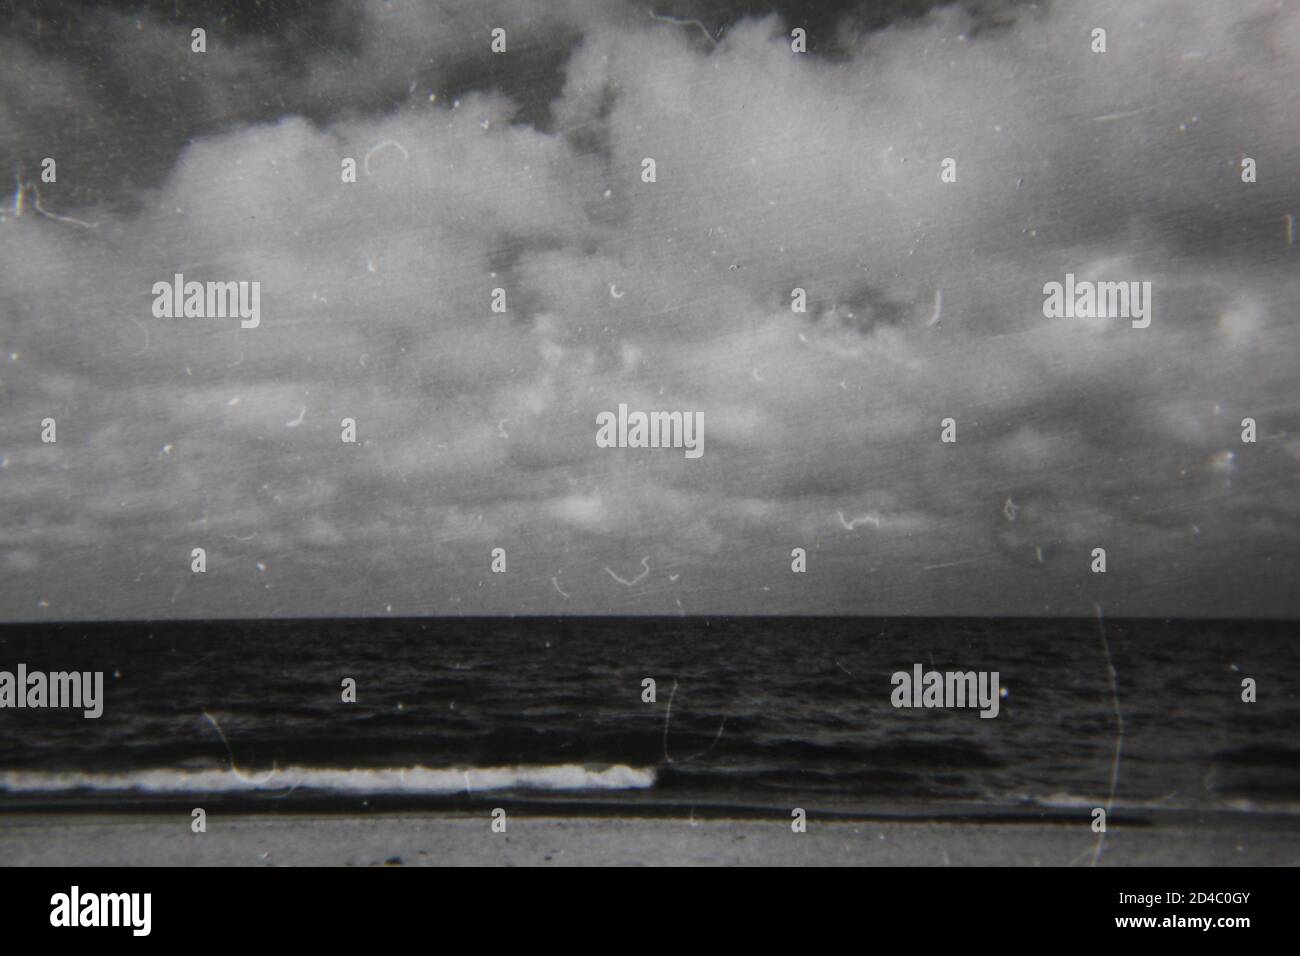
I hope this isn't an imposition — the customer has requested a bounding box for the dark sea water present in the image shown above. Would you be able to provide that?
[0,617,1296,816]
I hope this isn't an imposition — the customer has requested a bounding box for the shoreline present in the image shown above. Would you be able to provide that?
[3,811,1297,866]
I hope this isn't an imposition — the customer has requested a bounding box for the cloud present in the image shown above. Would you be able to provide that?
[0,0,1297,618]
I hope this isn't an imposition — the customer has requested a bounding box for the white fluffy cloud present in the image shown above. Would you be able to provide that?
[1,0,1297,618]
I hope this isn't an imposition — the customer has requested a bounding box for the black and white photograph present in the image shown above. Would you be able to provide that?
[0,0,1296,911]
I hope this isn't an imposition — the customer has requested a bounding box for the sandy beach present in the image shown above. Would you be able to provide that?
[3,812,1297,866]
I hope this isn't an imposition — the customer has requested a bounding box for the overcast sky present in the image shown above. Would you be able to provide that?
[1,0,1297,620]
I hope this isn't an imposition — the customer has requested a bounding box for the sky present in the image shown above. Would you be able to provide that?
[0,0,1297,620]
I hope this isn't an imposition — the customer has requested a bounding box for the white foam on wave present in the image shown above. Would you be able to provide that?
[0,763,656,795]
[1016,790,1300,816]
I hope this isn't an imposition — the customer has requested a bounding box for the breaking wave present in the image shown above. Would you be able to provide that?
[0,763,656,795]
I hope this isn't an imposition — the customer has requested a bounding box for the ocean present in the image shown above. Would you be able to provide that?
[0,617,1295,817]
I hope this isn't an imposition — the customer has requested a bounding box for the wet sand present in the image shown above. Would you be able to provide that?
[2,812,1297,866]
